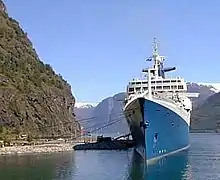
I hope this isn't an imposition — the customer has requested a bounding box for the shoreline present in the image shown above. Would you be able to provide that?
[0,143,74,155]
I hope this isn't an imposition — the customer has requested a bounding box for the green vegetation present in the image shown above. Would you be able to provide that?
[0,1,80,141]
[0,126,11,145]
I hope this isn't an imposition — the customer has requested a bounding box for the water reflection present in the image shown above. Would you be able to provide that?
[0,152,75,180]
[0,134,219,180]
[127,150,190,180]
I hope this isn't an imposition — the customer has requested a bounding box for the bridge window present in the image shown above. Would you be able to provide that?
[163,80,170,83]
[178,80,181,82]
[156,86,162,89]
[163,86,170,90]
[128,87,134,92]
[136,87,141,91]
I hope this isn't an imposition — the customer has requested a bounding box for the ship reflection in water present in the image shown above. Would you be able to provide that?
[127,149,191,180]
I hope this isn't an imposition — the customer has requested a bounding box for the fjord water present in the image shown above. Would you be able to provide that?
[0,133,220,180]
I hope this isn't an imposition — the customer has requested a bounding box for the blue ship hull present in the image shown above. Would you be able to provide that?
[125,98,190,162]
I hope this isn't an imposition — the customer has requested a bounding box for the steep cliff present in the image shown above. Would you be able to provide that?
[0,1,80,139]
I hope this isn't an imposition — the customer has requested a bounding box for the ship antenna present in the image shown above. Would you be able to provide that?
[153,37,159,56]
[151,37,161,78]
[152,37,160,67]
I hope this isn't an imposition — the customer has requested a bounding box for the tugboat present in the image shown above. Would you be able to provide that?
[123,38,198,163]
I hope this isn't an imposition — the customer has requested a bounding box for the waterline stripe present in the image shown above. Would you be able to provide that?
[147,144,190,164]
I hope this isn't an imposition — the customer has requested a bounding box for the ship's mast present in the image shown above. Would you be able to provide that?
[153,37,159,57]
[143,38,167,78]
[152,37,163,78]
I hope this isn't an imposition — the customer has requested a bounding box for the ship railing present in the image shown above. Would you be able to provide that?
[152,94,187,112]
[152,92,180,104]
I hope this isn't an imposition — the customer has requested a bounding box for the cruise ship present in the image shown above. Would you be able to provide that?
[123,38,198,163]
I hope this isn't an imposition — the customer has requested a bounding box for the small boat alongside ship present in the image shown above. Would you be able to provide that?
[73,135,134,150]
[123,38,199,163]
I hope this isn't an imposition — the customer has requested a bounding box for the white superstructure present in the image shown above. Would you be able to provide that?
[125,38,199,124]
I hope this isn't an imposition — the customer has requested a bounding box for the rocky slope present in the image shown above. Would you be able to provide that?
[0,1,80,139]
[191,92,220,132]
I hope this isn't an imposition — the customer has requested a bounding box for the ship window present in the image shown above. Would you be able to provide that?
[171,80,176,82]
[171,85,177,89]
[136,87,141,91]
[151,86,155,90]
[178,80,181,82]
[151,81,155,84]
[136,82,141,85]
[178,85,184,89]
[156,86,162,89]
[157,81,162,83]
[163,86,170,90]
[163,80,170,83]
[143,87,148,91]
[142,81,147,84]
[128,88,134,92]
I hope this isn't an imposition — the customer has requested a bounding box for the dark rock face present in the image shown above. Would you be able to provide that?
[0,1,80,138]
[191,92,220,132]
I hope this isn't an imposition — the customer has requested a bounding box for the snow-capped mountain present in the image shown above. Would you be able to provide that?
[74,102,98,129]
[74,102,98,108]
[197,83,220,93]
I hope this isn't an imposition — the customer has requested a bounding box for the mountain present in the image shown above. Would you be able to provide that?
[75,102,98,108]
[198,83,220,93]
[74,103,96,130]
[90,92,129,134]
[0,1,80,139]
[187,82,216,108]
[76,83,218,134]
[191,92,220,132]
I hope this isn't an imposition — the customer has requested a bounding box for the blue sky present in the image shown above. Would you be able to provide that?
[4,0,220,103]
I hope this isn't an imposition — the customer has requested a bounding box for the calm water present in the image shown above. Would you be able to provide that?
[0,133,220,180]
